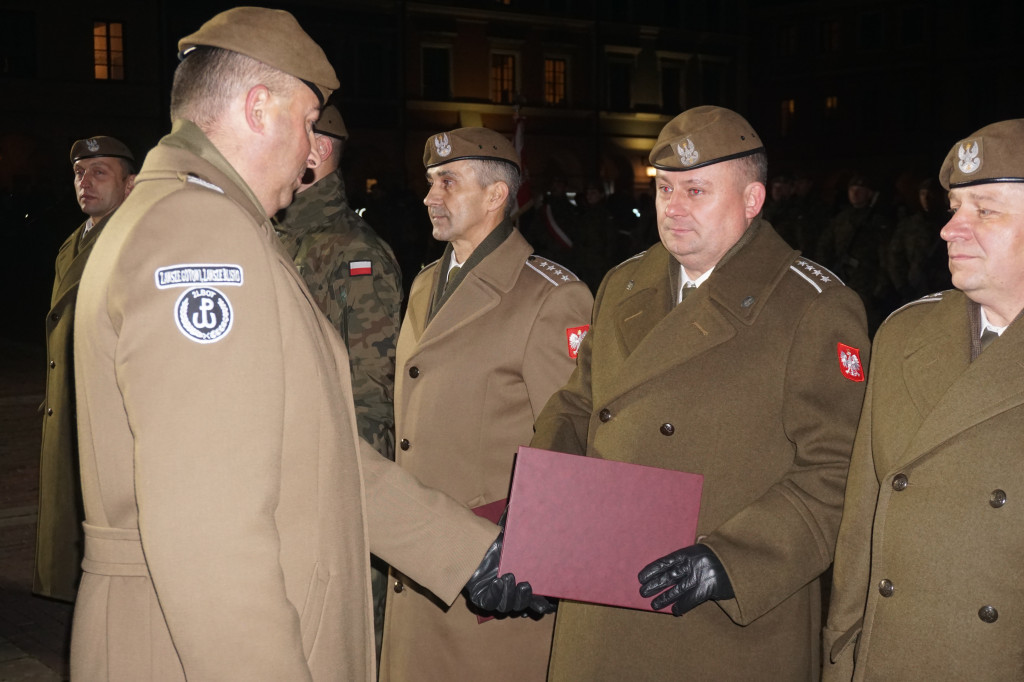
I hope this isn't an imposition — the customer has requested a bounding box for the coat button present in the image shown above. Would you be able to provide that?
[46,407,53,416]
[409,366,420,378]
[49,360,56,369]
[393,579,404,593]
[660,423,675,436]
[599,409,612,422]
[979,605,998,623]
[50,312,60,322]
[400,439,410,451]
[892,474,908,491]
[878,579,894,598]
[990,489,1007,508]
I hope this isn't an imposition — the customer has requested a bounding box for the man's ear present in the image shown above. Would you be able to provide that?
[244,84,272,133]
[487,181,510,213]
[744,181,766,219]
[124,175,137,197]
[316,134,333,161]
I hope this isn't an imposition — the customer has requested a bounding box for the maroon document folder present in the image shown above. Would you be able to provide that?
[498,446,703,613]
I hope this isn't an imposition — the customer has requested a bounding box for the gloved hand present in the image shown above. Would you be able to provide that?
[638,544,733,616]
[464,530,555,615]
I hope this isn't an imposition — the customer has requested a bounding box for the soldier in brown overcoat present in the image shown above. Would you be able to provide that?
[531,106,870,680]
[379,127,592,681]
[825,120,1024,680]
[34,136,135,602]
[69,8,544,681]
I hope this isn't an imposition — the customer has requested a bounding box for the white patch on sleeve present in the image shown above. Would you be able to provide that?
[175,287,234,344]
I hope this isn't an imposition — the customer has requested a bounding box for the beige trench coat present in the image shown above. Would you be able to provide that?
[70,120,496,682]
[35,216,109,601]
[825,291,1024,680]
[379,227,594,682]
[532,220,870,681]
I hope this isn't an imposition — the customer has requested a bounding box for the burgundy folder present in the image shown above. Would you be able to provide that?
[499,446,703,613]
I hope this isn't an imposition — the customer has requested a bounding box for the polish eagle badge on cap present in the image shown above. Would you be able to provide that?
[435,133,452,157]
[86,138,100,153]
[837,343,864,382]
[676,139,699,167]
[957,140,981,174]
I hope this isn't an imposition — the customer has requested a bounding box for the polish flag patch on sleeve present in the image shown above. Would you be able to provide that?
[566,325,590,359]
[837,343,864,382]
[349,260,372,276]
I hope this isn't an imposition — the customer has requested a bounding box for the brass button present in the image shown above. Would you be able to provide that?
[393,580,404,594]
[892,474,908,492]
[409,366,420,378]
[400,439,410,451]
[990,489,1007,508]
[660,423,675,436]
[878,579,894,598]
[599,409,612,422]
[979,605,998,623]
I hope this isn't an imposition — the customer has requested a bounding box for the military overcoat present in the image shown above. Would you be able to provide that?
[69,120,496,682]
[531,220,870,681]
[825,291,1024,680]
[35,215,110,601]
[379,226,594,682]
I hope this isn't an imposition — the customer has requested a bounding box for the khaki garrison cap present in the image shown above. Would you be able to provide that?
[939,119,1024,190]
[423,127,521,173]
[177,7,340,104]
[314,104,349,141]
[70,136,135,165]
[649,105,764,171]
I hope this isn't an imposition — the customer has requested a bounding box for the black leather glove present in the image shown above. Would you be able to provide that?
[638,544,733,616]
[464,530,555,615]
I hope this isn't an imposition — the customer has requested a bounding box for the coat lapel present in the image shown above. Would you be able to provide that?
[901,294,1024,463]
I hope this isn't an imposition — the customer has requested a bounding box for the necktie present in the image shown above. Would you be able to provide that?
[680,281,697,304]
[980,327,999,352]
[445,265,461,292]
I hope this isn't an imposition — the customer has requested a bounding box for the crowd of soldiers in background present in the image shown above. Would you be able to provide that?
[2,163,950,338]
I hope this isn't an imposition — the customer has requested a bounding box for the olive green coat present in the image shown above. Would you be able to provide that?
[532,220,870,681]
[825,290,1024,680]
[69,121,496,682]
[379,226,594,682]
[35,214,111,601]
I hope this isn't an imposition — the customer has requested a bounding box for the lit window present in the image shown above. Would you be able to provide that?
[780,99,796,136]
[491,53,517,104]
[94,21,124,80]
[544,58,566,105]
[825,96,839,110]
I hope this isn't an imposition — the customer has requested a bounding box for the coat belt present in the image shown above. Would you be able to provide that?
[81,523,149,577]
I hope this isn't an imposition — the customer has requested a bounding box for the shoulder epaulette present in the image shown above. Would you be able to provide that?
[884,290,946,322]
[527,255,580,286]
[184,173,224,194]
[789,257,843,293]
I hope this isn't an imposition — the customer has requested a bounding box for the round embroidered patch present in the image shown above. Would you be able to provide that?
[175,287,233,344]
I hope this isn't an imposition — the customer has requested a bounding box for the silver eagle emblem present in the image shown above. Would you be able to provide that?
[569,328,587,354]
[86,138,100,152]
[434,133,452,157]
[958,141,980,174]
[840,349,863,380]
[676,138,699,167]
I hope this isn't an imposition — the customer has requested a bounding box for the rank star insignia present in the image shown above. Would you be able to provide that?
[837,343,864,382]
[566,325,590,359]
[958,140,981,174]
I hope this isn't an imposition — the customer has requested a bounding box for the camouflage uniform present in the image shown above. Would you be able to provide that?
[275,168,402,658]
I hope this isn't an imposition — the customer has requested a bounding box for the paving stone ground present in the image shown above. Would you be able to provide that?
[0,338,71,681]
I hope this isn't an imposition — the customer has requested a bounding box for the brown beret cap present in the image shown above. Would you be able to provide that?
[70,136,135,165]
[314,104,348,141]
[423,127,520,173]
[649,105,764,171]
[939,119,1024,190]
[178,7,339,104]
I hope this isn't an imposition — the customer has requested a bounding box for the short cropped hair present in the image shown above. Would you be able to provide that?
[472,159,521,217]
[734,151,768,186]
[170,47,300,129]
